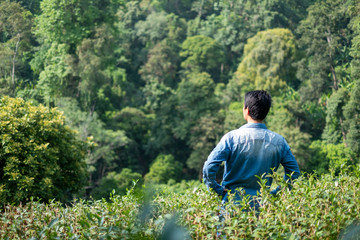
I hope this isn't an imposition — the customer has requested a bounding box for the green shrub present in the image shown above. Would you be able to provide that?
[90,168,143,199]
[149,179,202,196]
[0,97,88,204]
[145,154,182,184]
[307,140,353,174]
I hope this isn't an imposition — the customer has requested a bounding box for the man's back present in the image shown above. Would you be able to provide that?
[204,123,300,198]
[203,90,300,202]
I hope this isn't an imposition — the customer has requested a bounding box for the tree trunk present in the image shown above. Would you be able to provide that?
[330,64,338,91]
[11,33,21,94]
[339,117,348,147]
[326,29,338,91]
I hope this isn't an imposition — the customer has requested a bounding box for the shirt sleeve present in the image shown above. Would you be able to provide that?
[281,139,301,184]
[271,139,300,195]
[202,134,231,196]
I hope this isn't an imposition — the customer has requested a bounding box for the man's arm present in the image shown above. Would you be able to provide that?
[281,148,301,183]
[270,141,300,195]
[203,134,231,196]
[270,140,300,195]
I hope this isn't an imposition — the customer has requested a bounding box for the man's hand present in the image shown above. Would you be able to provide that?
[222,188,228,198]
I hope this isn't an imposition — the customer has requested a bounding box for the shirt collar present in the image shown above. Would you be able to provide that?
[240,123,267,129]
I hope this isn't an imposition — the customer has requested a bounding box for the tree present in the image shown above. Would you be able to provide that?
[343,81,360,157]
[236,0,315,31]
[349,1,360,81]
[295,0,359,157]
[115,0,147,104]
[143,84,190,167]
[90,168,143,199]
[135,11,169,46]
[72,23,122,110]
[173,72,219,140]
[307,140,353,174]
[266,95,313,170]
[194,9,255,75]
[322,88,349,145]
[35,43,71,106]
[180,35,225,82]
[110,107,153,174]
[139,40,181,88]
[173,72,222,177]
[186,115,224,179]
[145,154,182,184]
[133,11,187,86]
[296,0,352,101]
[32,0,124,109]
[343,1,360,157]
[0,97,88,204]
[144,0,193,18]
[13,0,42,14]
[191,0,314,75]
[294,100,326,141]
[0,0,32,96]
[189,0,218,20]
[223,102,246,133]
[56,98,128,193]
[228,28,298,99]
[34,0,113,48]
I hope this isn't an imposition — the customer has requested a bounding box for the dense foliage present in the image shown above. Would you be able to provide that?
[1,169,359,239]
[0,97,87,204]
[0,0,359,200]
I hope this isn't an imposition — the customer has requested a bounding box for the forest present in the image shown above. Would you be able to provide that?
[0,0,360,203]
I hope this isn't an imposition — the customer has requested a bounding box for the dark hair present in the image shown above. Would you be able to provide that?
[244,90,272,120]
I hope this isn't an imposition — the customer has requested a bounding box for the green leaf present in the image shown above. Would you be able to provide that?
[48,218,59,228]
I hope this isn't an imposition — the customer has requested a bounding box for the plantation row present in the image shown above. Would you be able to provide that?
[1,169,360,239]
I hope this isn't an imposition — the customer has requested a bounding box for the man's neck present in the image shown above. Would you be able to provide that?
[247,118,263,124]
[242,107,264,124]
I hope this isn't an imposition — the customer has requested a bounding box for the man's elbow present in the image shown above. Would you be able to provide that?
[292,169,301,180]
[202,160,214,177]
[285,169,300,181]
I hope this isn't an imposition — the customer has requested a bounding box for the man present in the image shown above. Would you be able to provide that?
[203,90,300,206]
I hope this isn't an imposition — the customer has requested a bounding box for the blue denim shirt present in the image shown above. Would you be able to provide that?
[203,123,300,198]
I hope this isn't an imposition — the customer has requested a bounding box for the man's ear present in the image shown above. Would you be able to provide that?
[243,106,249,114]
[243,106,249,120]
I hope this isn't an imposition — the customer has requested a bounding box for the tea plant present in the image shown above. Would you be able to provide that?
[1,168,359,239]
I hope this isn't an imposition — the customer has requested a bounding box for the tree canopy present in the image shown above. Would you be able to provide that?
[1,0,359,200]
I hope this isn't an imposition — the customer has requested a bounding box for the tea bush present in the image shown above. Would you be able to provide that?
[1,167,360,239]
